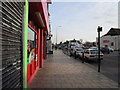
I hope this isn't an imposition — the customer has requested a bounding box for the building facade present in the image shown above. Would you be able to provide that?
[99,28,120,50]
[0,0,51,89]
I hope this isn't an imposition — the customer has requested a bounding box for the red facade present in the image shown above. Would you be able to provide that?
[27,1,51,86]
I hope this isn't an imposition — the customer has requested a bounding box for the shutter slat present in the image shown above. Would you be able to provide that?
[1,2,24,88]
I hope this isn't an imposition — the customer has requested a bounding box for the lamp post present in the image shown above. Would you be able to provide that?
[56,26,61,45]
[97,26,102,72]
[56,27,57,45]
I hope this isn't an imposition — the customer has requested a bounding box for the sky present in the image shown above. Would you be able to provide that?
[49,1,118,44]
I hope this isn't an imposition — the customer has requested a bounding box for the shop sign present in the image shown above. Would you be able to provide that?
[103,40,110,43]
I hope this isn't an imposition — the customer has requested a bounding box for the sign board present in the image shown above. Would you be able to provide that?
[103,40,110,43]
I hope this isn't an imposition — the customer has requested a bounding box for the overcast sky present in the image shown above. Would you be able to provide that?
[49,1,118,44]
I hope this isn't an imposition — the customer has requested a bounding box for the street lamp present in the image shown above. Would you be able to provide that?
[56,26,62,45]
[97,26,102,72]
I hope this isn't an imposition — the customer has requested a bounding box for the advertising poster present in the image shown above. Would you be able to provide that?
[27,27,36,64]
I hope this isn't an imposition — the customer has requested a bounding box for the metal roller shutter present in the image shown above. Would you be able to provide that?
[1,2,24,88]
[0,1,2,90]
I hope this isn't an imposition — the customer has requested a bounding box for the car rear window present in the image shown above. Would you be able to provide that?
[76,49,84,52]
[90,50,102,54]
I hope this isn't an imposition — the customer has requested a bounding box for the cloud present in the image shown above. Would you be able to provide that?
[50,2,118,43]
[52,0,119,2]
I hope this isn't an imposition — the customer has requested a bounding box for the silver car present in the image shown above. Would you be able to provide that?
[75,48,84,58]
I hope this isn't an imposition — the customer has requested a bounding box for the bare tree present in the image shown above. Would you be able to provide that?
[79,39,83,44]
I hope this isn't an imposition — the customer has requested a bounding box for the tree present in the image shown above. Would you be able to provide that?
[59,41,62,45]
[79,39,83,44]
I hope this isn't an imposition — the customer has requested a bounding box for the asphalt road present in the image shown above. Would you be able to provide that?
[82,51,119,83]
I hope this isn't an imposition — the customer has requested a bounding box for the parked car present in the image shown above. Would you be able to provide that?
[89,47,98,50]
[72,47,79,58]
[69,48,74,56]
[90,46,111,54]
[100,47,110,54]
[108,47,114,52]
[84,49,104,61]
[75,48,84,58]
[69,46,79,57]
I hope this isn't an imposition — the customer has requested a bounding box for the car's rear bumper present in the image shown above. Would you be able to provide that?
[87,57,103,60]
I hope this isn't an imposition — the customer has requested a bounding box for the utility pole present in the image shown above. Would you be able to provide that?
[97,26,102,72]
[56,27,57,45]
[56,26,62,45]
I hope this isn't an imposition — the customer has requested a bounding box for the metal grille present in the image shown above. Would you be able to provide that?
[0,1,2,90]
[1,2,24,88]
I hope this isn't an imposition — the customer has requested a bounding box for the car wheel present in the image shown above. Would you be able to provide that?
[74,52,77,59]
[85,57,88,62]
[75,55,77,59]
[79,56,81,59]
[100,58,103,60]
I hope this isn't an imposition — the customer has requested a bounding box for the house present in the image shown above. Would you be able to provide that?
[99,28,120,50]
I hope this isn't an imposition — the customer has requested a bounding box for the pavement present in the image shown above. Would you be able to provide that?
[85,51,118,83]
[29,50,118,88]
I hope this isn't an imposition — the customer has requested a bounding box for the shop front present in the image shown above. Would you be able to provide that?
[25,1,51,87]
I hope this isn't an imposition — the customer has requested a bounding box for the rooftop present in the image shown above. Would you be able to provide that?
[104,28,120,36]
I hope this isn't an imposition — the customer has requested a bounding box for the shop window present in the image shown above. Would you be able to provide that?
[28,27,36,65]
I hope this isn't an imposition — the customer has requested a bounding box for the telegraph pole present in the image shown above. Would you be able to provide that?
[56,28,57,45]
[56,26,61,45]
[97,26,102,72]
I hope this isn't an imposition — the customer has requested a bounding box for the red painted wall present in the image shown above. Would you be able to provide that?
[38,29,41,68]
[41,1,50,33]
[43,33,46,59]
[27,1,50,86]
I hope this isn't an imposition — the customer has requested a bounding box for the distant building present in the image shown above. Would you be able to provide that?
[98,28,120,50]
[46,33,53,54]
[84,42,96,48]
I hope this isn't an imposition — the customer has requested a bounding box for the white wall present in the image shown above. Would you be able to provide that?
[100,35,120,50]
